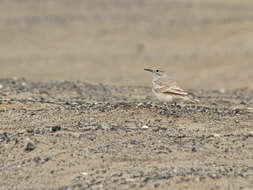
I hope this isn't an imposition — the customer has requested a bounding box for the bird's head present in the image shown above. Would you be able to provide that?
[144,68,167,79]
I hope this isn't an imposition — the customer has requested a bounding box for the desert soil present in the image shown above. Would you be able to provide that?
[1,0,253,89]
[0,79,253,190]
[1,0,253,189]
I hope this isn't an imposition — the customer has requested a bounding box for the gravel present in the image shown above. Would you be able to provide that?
[0,78,253,190]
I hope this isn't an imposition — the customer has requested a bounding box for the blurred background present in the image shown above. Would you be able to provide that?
[1,0,253,90]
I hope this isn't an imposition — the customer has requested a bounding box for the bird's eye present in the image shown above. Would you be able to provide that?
[156,70,159,72]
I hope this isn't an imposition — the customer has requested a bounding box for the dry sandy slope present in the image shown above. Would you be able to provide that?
[0,79,253,190]
[1,0,253,89]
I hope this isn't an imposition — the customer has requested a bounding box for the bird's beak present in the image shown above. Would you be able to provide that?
[144,68,153,73]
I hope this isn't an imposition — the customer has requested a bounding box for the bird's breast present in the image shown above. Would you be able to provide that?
[152,89,174,102]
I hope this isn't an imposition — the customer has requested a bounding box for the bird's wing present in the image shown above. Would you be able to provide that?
[155,86,188,96]
[154,78,188,96]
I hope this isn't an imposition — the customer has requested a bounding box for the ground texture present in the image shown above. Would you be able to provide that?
[0,79,253,190]
[1,0,253,189]
[1,0,253,89]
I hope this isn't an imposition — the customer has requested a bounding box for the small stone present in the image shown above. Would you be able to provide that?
[247,107,253,113]
[154,183,160,188]
[219,89,225,93]
[0,132,8,141]
[51,125,61,132]
[81,172,88,176]
[152,127,160,132]
[21,82,27,88]
[130,140,136,145]
[44,156,52,162]
[191,147,197,152]
[247,131,253,137]
[141,125,149,129]
[34,157,42,164]
[159,127,167,131]
[209,173,220,179]
[15,138,19,144]
[213,133,221,137]
[25,142,36,152]
[137,103,144,107]
[80,148,88,151]
[26,128,34,133]
[240,101,247,105]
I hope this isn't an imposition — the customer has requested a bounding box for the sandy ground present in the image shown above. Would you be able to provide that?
[0,79,253,190]
[1,0,253,190]
[0,0,253,89]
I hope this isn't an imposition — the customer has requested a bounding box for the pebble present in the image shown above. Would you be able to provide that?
[191,147,197,152]
[0,132,8,142]
[33,156,42,164]
[213,133,221,137]
[80,148,88,152]
[51,125,61,132]
[44,156,52,162]
[219,89,226,94]
[25,142,36,152]
[137,103,144,108]
[26,128,34,134]
[1,78,253,189]
[141,125,149,129]
[208,173,220,179]
[81,172,88,176]
[248,131,253,137]
[154,183,160,188]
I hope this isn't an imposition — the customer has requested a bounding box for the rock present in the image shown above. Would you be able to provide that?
[141,125,149,129]
[15,138,19,144]
[247,131,253,137]
[81,172,88,176]
[154,183,160,188]
[208,173,220,179]
[51,125,61,132]
[25,142,36,152]
[26,128,34,134]
[44,156,52,162]
[0,132,8,142]
[191,147,197,152]
[80,148,88,151]
[137,103,144,108]
[213,133,221,137]
[34,157,42,164]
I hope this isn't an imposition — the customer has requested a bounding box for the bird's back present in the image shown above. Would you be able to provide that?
[153,76,189,97]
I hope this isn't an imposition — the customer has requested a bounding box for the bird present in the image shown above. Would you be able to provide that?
[144,68,199,103]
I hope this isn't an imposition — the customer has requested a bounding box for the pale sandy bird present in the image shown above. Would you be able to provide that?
[144,68,198,103]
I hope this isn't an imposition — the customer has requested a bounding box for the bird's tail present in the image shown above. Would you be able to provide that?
[185,95,200,103]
